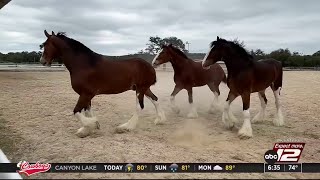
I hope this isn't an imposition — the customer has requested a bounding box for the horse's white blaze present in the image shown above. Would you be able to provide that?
[202,46,213,68]
[273,88,284,126]
[238,109,253,137]
[187,102,198,118]
[118,97,141,130]
[152,49,163,66]
[252,93,267,123]
[170,95,180,114]
[147,97,166,124]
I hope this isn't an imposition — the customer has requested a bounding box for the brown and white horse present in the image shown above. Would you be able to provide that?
[202,37,284,138]
[40,30,166,137]
[152,44,227,118]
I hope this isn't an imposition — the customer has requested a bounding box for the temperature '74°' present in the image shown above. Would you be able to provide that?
[289,165,299,170]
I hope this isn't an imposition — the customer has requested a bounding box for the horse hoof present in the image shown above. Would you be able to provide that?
[115,123,135,133]
[238,127,253,139]
[115,127,129,134]
[252,113,264,124]
[273,119,284,127]
[187,113,198,119]
[238,134,252,139]
[154,117,165,125]
[224,123,235,130]
[75,127,91,138]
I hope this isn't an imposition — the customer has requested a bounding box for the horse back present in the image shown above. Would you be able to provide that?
[174,60,225,87]
[252,58,283,88]
[102,57,156,83]
[76,57,156,94]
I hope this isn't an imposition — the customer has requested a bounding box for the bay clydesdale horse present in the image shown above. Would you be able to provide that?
[152,44,227,118]
[202,36,284,139]
[40,30,166,138]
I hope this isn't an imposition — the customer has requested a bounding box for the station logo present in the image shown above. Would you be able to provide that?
[264,142,305,164]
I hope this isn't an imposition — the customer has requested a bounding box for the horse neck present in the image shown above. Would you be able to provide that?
[168,50,188,72]
[52,37,85,73]
[223,49,254,76]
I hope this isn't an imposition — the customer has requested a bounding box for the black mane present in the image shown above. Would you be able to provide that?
[168,45,188,59]
[56,32,100,65]
[56,32,97,55]
[211,38,254,60]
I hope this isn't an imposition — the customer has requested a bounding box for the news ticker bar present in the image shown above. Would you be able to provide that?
[0,163,319,173]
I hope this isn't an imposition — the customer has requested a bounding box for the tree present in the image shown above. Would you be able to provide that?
[292,51,301,56]
[145,36,188,55]
[232,38,245,48]
[268,48,291,66]
[312,50,320,56]
[250,49,265,60]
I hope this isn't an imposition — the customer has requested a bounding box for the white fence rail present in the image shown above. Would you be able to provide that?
[0,64,66,72]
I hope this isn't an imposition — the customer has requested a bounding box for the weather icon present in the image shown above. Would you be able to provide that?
[125,163,134,172]
[169,163,178,172]
[213,165,223,171]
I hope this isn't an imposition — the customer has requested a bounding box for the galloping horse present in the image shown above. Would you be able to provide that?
[152,44,226,118]
[202,36,284,138]
[40,30,166,138]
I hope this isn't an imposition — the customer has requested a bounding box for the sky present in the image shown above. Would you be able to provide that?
[0,0,319,55]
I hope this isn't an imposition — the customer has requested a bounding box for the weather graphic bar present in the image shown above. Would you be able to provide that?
[0,163,319,173]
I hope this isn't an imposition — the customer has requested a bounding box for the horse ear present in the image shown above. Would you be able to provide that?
[217,36,220,40]
[52,31,55,36]
[44,30,50,38]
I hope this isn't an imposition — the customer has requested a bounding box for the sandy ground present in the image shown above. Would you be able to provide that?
[0,70,319,179]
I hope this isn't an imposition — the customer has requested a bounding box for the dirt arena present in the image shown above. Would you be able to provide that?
[0,70,319,179]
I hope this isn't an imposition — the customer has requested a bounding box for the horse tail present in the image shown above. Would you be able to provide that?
[273,61,283,94]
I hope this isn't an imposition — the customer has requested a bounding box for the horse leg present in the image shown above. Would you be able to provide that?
[145,88,166,125]
[238,92,253,138]
[84,101,93,117]
[186,87,198,118]
[170,85,182,114]
[252,90,267,123]
[207,82,220,114]
[116,90,145,132]
[272,87,284,126]
[83,101,100,129]
[73,95,99,138]
[222,92,238,129]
